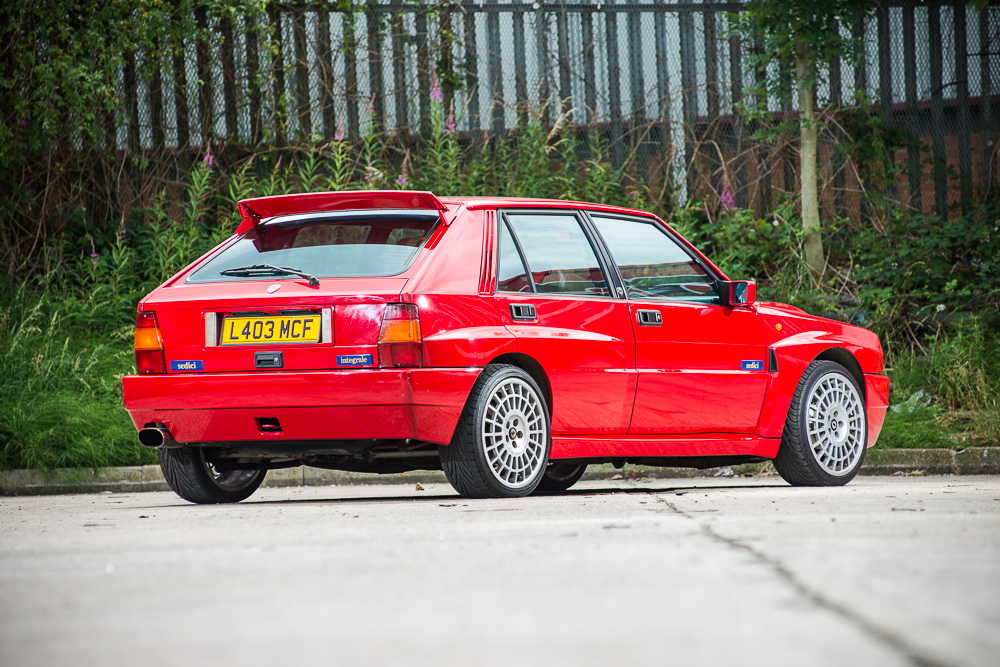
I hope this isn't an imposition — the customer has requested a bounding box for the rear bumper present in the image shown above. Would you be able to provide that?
[122,368,481,446]
[864,373,891,447]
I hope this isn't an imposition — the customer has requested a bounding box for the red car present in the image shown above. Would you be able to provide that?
[123,190,889,503]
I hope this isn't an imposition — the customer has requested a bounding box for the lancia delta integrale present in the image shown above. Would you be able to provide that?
[122,191,889,503]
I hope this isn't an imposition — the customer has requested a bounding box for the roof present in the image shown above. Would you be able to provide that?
[440,196,659,219]
[232,191,660,234]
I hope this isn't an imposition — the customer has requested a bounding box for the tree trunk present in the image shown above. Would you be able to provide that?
[796,41,825,280]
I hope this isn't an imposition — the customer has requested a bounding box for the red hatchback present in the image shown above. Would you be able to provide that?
[122,190,889,503]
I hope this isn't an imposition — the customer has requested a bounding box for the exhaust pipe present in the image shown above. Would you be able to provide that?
[137,426,181,449]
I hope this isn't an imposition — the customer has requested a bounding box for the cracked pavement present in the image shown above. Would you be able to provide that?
[1,476,998,667]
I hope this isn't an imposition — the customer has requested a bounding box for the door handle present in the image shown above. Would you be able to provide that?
[636,309,662,326]
[509,303,537,321]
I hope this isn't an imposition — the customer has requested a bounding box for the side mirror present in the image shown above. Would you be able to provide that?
[720,280,756,307]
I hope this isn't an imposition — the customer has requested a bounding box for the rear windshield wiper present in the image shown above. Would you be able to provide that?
[219,264,319,286]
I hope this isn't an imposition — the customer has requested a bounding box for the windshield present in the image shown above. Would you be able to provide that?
[188,211,439,283]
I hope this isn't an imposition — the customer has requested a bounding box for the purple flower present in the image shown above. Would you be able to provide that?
[202,154,214,167]
[90,252,99,265]
[430,74,443,103]
[444,113,456,135]
[720,189,736,211]
[397,174,408,187]
[334,122,346,141]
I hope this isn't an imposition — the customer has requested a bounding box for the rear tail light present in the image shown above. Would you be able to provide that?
[378,303,422,368]
[134,311,166,374]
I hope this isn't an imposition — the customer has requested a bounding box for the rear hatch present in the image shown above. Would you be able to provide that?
[144,207,440,373]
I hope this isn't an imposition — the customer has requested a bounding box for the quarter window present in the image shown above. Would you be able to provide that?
[503,214,609,297]
[592,216,719,304]
[497,221,531,293]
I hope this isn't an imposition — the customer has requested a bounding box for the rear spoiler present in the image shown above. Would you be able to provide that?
[235,190,449,234]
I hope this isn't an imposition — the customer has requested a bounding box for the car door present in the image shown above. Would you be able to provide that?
[588,213,769,434]
[492,211,635,435]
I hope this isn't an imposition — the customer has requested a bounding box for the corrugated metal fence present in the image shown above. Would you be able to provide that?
[114,0,999,215]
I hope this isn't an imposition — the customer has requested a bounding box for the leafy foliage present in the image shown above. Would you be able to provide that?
[734,0,875,114]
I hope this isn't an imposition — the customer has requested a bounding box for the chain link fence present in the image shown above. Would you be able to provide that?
[112,0,999,217]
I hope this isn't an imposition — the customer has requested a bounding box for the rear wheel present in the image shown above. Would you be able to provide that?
[535,463,587,494]
[159,447,266,504]
[774,360,868,486]
[440,364,551,498]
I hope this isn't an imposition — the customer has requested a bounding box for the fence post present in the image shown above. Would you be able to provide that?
[752,39,772,213]
[317,9,337,140]
[123,51,141,154]
[852,12,868,222]
[955,6,972,214]
[487,1,505,134]
[729,30,747,208]
[557,5,572,116]
[829,45,847,218]
[150,39,165,152]
[463,6,480,133]
[876,2,896,202]
[415,8,431,135]
[391,1,409,132]
[246,14,262,144]
[514,6,529,124]
[703,3,720,196]
[534,2,550,126]
[268,6,287,146]
[628,6,650,181]
[653,8,672,194]
[343,8,360,140]
[439,2,456,116]
[607,10,624,167]
[367,1,385,132]
[195,6,212,145]
[679,8,697,196]
[981,7,994,190]
[902,5,922,212]
[928,4,947,217]
[220,17,239,141]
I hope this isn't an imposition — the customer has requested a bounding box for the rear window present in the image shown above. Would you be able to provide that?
[188,210,439,283]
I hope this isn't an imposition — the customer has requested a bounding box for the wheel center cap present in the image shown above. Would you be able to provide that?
[828,406,848,442]
[504,413,527,454]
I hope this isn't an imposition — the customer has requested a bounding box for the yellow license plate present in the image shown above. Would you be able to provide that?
[221,315,322,345]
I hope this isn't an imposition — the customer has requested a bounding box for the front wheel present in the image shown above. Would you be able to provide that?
[774,360,868,487]
[440,364,551,498]
[159,447,266,504]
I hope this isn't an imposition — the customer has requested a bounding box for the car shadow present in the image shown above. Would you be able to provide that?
[135,481,788,510]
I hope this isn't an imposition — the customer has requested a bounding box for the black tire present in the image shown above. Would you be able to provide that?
[440,364,551,498]
[774,360,868,487]
[535,463,587,494]
[158,447,266,504]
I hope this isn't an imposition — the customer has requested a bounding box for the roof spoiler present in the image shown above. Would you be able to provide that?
[234,190,449,234]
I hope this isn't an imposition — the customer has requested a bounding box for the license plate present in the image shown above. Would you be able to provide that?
[221,315,322,345]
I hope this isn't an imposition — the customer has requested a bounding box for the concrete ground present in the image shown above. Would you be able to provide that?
[1,475,997,667]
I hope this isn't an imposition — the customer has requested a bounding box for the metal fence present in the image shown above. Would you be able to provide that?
[114,0,999,215]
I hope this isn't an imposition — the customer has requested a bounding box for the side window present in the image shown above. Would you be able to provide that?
[497,221,531,293]
[505,214,610,297]
[592,216,720,304]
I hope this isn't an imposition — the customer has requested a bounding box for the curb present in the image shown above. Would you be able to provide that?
[1,448,997,496]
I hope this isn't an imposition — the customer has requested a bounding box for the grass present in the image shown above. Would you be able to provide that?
[876,318,1000,449]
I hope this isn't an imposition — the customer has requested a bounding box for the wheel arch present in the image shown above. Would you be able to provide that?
[814,347,866,399]
[487,352,553,415]
[758,339,872,438]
